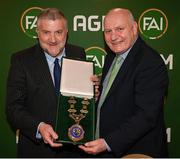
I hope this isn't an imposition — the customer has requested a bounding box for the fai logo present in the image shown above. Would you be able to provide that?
[138,8,168,39]
[85,46,106,76]
[20,7,43,38]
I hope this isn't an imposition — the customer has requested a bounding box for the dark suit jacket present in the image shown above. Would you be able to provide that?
[97,37,169,158]
[6,43,90,157]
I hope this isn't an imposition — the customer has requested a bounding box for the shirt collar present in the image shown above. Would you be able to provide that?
[117,37,138,60]
[44,48,66,64]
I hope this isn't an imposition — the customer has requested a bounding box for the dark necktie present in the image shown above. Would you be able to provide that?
[54,58,61,95]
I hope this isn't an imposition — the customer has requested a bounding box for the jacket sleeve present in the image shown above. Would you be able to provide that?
[104,54,169,156]
[6,54,41,143]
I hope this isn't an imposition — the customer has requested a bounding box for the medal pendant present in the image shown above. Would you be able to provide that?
[68,124,84,142]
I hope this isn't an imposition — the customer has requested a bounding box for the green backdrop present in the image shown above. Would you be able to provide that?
[0,0,179,157]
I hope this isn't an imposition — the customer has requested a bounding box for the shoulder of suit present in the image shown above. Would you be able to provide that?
[65,43,84,50]
[133,37,164,67]
[11,44,40,59]
[134,37,161,58]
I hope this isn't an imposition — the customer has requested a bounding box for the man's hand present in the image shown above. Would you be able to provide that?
[78,138,107,155]
[39,123,62,147]
[90,75,100,101]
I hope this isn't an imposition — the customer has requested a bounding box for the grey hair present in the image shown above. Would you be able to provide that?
[37,8,68,28]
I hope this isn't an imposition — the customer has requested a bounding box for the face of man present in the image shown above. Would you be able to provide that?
[104,10,137,54]
[37,18,68,57]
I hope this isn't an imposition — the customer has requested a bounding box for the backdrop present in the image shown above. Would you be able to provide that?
[0,0,179,157]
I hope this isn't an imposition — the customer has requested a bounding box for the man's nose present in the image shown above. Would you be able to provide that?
[50,34,56,43]
[111,31,118,41]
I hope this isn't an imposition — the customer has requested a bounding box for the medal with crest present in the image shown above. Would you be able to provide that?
[67,97,90,142]
[55,58,95,144]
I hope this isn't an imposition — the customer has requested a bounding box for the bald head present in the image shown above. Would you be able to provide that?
[105,8,135,26]
[103,8,138,54]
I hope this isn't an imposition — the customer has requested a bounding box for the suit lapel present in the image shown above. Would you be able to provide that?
[104,37,142,101]
[65,44,71,57]
[33,44,57,102]
[65,43,77,58]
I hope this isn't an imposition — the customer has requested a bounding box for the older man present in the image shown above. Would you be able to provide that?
[79,8,169,158]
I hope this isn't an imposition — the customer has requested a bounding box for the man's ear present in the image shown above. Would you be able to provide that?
[36,28,39,38]
[132,21,138,35]
[36,28,38,33]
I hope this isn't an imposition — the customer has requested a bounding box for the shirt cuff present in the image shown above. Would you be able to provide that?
[36,122,44,139]
[103,139,111,152]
